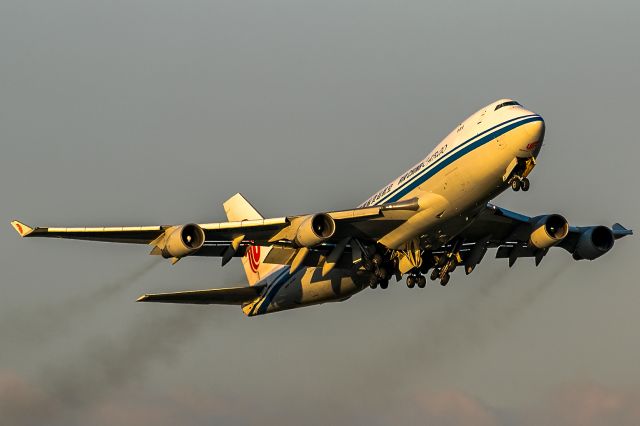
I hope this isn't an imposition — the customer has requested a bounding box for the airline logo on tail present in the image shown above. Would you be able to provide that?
[246,245,261,272]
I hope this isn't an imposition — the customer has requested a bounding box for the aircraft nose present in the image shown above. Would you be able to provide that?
[527,115,545,141]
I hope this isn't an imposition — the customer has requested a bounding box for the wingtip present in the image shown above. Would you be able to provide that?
[612,223,633,238]
[11,220,34,237]
[136,294,149,302]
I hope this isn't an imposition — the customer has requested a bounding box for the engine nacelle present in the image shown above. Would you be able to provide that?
[294,213,336,247]
[161,223,205,259]
[529,214,569,249]
[573,226,614,260]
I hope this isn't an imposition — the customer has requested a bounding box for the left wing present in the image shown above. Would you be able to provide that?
[454,203,632,269]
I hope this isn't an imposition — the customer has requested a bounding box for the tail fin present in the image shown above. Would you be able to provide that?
[223,193,279,285]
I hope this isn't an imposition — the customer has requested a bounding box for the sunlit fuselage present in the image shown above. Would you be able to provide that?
[243,99,546,316]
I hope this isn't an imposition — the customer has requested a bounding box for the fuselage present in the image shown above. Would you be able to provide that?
[243,99,545,316]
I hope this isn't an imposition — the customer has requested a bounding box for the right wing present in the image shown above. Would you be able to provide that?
[137,284,266,305]
[11,194,426,267]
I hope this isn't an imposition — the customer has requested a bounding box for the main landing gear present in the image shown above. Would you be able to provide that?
[406,273,426,289]
[366,253,392,289]
[429,240,464,286]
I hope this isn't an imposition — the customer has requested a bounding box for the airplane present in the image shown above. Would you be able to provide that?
[11,99,632,316]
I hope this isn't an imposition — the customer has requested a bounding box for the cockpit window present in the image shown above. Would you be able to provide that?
[495,101,520,111]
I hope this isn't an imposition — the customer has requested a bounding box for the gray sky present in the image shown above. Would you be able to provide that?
[1,1,639,425]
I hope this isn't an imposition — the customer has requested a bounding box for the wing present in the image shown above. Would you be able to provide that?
[10,194,421,267]
[10,220,165,243]
[137,284,266,305]
[453,203,632,269]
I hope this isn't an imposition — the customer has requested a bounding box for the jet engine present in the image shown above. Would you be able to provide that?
[529,214,569,249]
[294,213,336,247]
[161,224,205,259]
[572,226,615,260]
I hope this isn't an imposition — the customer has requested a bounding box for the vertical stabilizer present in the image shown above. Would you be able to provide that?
[223,193,279,285]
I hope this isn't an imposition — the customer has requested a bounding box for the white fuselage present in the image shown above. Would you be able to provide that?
[243,99,545,316]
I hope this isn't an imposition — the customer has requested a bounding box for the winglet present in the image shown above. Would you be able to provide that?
[136,294,150,302]
[612,223,633,239]
[11,220,34,237]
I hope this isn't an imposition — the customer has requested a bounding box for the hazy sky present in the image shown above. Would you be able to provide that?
[1,1,639,425]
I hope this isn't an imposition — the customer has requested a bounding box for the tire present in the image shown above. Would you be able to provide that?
[375,267,388,280]
[521,177,530,191]
[430,269,440,281]
[511,179,521,191]
[417,275,427,288]
[380,280,389,289]
[440,273,450,286]
[406,275,416,288]
[368,275,378,289]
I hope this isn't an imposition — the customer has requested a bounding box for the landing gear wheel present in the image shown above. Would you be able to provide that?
[440,273,450,286]
[417,275,427,288]
[406,275,416,288]
[521,177,530,192]
[430,269,440,281]
[368,275,378,289]
[511,178,521,192]
[375,267,388,280]
[379,280,389,289]
[363,260,375,272]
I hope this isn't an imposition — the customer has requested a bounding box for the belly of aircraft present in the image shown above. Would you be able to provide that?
[244,268,367,316]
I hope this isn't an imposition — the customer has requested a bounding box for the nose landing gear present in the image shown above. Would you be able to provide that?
[510,176,530,192]
[507,157,535,192]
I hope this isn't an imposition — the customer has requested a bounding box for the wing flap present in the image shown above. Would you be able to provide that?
[137,284,265,305]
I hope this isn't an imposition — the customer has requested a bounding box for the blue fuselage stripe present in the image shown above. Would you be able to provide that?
[254,266,291,315]
[370,114,541,206]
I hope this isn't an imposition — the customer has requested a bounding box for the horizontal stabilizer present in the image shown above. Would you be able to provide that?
[137,284,265,305]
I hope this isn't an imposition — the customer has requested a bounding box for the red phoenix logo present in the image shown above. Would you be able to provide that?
[246,245,261,273]
[15,223,23,235]
[526,141,540,151]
